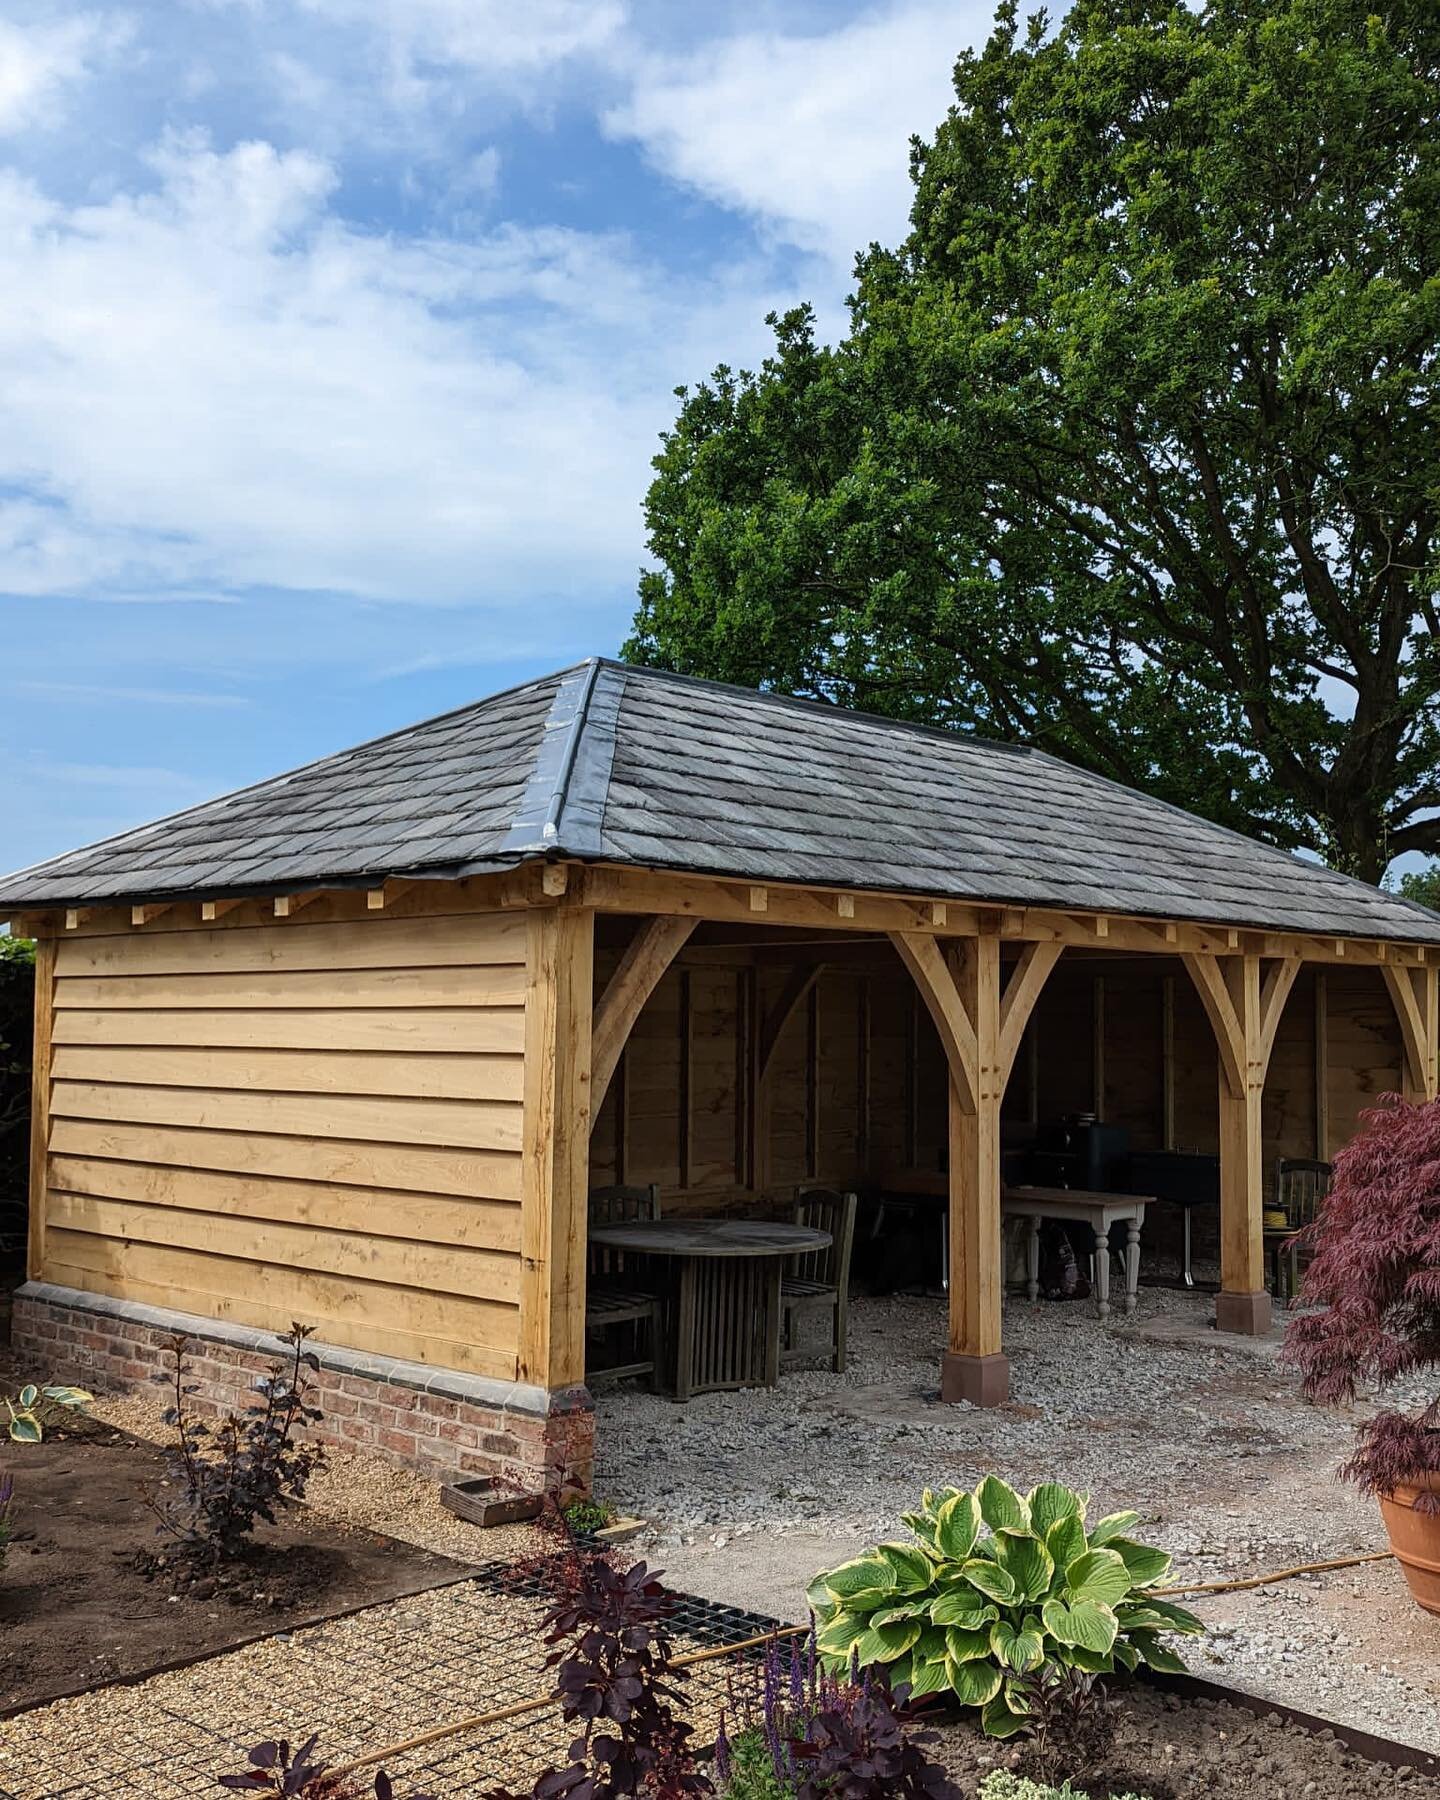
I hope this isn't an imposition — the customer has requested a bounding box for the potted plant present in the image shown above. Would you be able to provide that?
[1285,1095,1440,1614]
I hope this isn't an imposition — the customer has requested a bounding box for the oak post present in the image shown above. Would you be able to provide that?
[519,905,594,1392]
[27,938,56,1281]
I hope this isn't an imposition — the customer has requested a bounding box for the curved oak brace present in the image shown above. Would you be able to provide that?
[1180,952,1246,1095]
[888,931,978,1113]
[998,941,1064,1084]
[758,963,823,1087]
[590,915,697,1119]
[1382,963,1440,1102]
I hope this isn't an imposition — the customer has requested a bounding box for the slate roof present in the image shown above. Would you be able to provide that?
[3,658,1438,944]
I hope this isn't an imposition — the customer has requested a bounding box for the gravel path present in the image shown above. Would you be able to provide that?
[596,1286,1440,1753]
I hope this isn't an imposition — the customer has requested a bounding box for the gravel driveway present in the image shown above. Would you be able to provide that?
[596,1285,1440,1753]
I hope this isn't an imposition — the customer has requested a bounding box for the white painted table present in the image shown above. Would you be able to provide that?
[1002,1186,1153,1319]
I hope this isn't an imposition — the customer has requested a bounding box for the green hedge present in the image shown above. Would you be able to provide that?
[0,937,35,1258]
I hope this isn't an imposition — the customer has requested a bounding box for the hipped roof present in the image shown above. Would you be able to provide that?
[3,658,1437,944]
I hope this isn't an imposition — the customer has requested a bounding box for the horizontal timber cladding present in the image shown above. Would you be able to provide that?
[590,936,1408,1213]
[39,910,527,1380]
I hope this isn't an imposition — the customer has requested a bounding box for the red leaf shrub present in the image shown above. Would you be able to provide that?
[1283,1095,1440,1509]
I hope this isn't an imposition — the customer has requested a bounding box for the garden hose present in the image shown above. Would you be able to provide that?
[329,1549,1395,1780]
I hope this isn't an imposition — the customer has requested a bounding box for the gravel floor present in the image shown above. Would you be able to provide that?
[595,1284,1440,1753]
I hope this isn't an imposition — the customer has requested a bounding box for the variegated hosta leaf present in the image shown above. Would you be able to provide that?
[1089,1509,1142,1545]
[816,1610,872,1658]
[1042,1596,1119,1655]
[40,1386,92,1407]
[1130,1631,1190,1674]
[992,1530,1054,1604]
[1064,1546,1134,1608]
[17,1386,38,1409]
[1045,1513,1087,1571]
[1108,1537,1172,1587]
[982,1688,1030,1738]
[1064,1644,1118,1675]
[854,1617,922,1664]
[8,1413,41,1444]
[930,1590,999,1629]
[1112,1639,1140,1673]
[877,1540,936,1593]
[870,1600,929,1630]
[947,1657,1004,1708]
[806,1572,837,1616]
[906,1655,952,1698]
[934,1491,981,1561]
[945,1625,993,1664]
[1121,1596,1205,1635]
[914,1626,949,1664]
[902,1511,939,1551]
[821,1556,898,1610]
[1026,1481,1084,1536]
[961,1557,1019,1604]
[989,1618,1046,1674]
[975,1474,1030,1534]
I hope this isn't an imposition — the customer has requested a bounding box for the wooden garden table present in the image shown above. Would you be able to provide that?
[587,1218,831,1400]
[1002,1186,1152,1319]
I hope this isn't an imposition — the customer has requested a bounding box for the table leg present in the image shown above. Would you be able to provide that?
[1092,1223,1111,1320]
[674,1258,696,1403]
[1026,1217,1041,1302]
[763,1259,783,1387]
[1124,1219,1141,1314]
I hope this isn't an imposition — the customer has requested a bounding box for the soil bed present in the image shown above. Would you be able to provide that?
[931,1683,1440,1799]
[0,1427,472,1715]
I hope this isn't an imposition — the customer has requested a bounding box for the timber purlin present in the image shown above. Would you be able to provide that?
[11,1284,594,1489]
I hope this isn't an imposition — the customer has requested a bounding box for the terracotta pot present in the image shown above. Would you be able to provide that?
[1378,1474,1440,1616]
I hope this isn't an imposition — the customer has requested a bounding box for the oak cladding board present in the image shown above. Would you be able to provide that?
[48,1155,522,1251]
[53,965,526,1011]
[46,1192,521,1305]
[51,1006,526,1054]
[43,1239,519,1379]
[53,910,527,977]
[50,1044,526,1104]
[49,1081,524,1154]
[49,1117,523,1201]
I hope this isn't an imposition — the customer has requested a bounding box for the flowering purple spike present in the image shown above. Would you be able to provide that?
[714,1711,731,1780]
[789,1636,804,1710]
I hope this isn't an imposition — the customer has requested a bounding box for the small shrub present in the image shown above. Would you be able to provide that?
[716,1635,959,1800]
[1284,1095,1440,1508]
[4,1381,93,1443]
[1007,1663,1114,1791]
[152,1323,325,1564]
[217,1735,431,1797]
[485,1557,711,1800]
[979,1774,1152,1800]
[562,1496,617,1537]
[807,1477,1202,1737]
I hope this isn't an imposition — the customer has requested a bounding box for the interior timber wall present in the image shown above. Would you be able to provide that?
[590,944,1406,1209]
[33,910,527,1380]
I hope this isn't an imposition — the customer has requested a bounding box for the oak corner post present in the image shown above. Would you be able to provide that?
[27,937,56,1282]
[518,903,595,1395]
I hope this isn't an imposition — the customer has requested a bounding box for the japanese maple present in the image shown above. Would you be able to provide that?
[1285,1096,1440,1510]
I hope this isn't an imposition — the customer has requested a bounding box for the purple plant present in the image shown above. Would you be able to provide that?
[1284,1096,1440,1508]
[217,1736,430,1798]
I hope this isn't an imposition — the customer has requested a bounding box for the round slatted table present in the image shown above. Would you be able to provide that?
[587,1219,831,1400]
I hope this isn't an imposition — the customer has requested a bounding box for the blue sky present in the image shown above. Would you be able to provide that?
[0,0,1004,875]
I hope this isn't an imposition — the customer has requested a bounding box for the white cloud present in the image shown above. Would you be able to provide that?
[608,0,987,268]
[0,132,787,610]
[12,681,251,708]
[296,0,626,74]
[0,12,129,135]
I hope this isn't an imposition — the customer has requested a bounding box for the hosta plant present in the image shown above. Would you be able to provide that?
[807,1477,1202,1738]
[4,1382,92,1443]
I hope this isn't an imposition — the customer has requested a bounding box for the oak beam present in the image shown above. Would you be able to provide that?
[888,931,978,1112]
[944,931,1007,1404]
[590,914,698,1118]
[1382,963,1440,1103]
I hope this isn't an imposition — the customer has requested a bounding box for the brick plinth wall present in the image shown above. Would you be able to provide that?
[11,1283,594,1493]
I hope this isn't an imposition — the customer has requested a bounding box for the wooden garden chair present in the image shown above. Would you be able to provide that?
[586,1183,666,1387]
[1265,1158,1331,1301]
[781,1187,858,1372]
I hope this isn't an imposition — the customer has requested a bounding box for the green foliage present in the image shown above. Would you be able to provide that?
[722,1727,794,1800]
[4,1382,92,1444]
[0,936,35,1257]
[807,1479,1202,1737]
[629,0,1440,883]
[561,1496,617,1537]
[1398,865,1440,914]
[980,1774,1152,1800]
